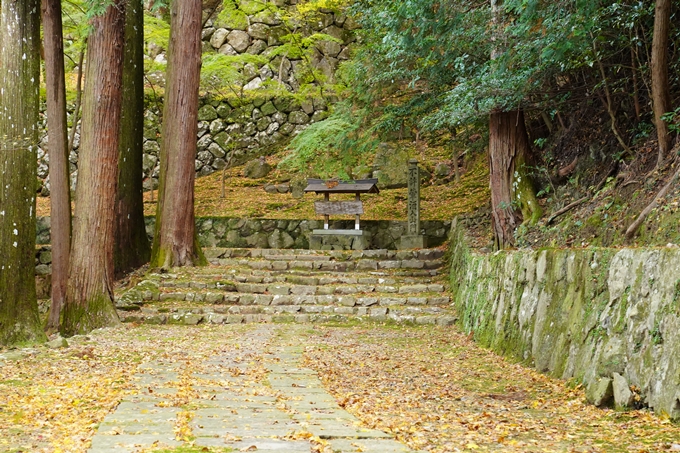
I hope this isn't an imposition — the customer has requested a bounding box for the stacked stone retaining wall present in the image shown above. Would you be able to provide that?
[36,0,356,194]
[449,222,680,419]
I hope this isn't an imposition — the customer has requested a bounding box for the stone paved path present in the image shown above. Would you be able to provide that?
[89,326,416,452]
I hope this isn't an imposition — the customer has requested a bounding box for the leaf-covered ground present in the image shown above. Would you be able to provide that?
[3,323,679,453]
[301,324,680,453]
[0,325,251,453]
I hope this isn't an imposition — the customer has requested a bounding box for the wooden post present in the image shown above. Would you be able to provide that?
[355,193,361,230]
[324,192,329,229]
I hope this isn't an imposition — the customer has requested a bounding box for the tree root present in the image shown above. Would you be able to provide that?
[625,158,680,239]
[546,164,617,225]
[547,197,588,225]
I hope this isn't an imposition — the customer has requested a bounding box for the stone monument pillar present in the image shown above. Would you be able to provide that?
[399,159,427,249]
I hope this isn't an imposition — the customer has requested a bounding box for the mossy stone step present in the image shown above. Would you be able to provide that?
[119,305,457,326]
[147,266,444,283]
[121,292,450,307]
[212,258,444,272]
[150,280,447,295]
[116,247,454,327]
[202,247,445,262]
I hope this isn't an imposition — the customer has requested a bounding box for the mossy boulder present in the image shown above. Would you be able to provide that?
[372,142,409,189]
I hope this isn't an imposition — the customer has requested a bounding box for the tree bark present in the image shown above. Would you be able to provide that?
[61,1,125,336]
[115,0,151,276]
[42,0,72,332]
[651,0,672,167]
[151,0,206,269]
[489,110,541,249]
[0,0,46,345]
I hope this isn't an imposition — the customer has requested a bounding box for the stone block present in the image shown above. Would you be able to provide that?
[436,316,458,326]
[225,315,244,324]
[415,316,436,325]
[207,314,225,324]
[407,297,427,305]
[255,295,273,306]
[613,373,635,409]
[398,284,429,294]
[227,30,251,53]
[428,296,451,306]
[268,285,290,295]
[338,296,356,307]
[377,260,400,269]
[399,235,427,250]
[586,378,613,407]
[380,297,402,306]
[291,286,317,296]
[357,297,378,307]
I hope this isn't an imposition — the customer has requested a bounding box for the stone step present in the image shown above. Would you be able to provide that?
[152,279,447,294]
[119,292,451,308]
[119,305,458,327]
[150,267,444,283]
[203,248,446,262]
[151,267,446,284]
[114,246,455,328]
[209,258,444,272]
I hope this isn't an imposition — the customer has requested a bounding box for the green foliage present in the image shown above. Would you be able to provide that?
[144,13,170,51]
[343,0,652,133]
[297,0,349,15]
[278,102,378,179]
[84,0,114,19]
[201,53,269,95]
[215,0,249,29]
[62,0,89,71]
[662,108,680,134]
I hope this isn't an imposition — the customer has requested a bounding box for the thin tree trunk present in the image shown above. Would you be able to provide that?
[151,0,206,268]
[593,38,632,157]
[450,128,460,183]
[115,0,150,276]
[68,46,86,153]
[631,43,641,122]
[651,0,672,166]
[61,1,125,336]
[0,0,46,345]
[42,0,72,332]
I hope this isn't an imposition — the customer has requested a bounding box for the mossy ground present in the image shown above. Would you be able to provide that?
[35,143,490,223]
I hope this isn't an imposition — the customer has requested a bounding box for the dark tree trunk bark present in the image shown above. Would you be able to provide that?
[61,1,125,336]
[115,0,150,276]
[0,0,46,346]
[42,0,72,332]
[489,110,541,249]
[151,0,206,268]
[651,0,672,167]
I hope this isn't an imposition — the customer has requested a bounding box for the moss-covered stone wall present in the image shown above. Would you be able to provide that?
[449,222,680,418]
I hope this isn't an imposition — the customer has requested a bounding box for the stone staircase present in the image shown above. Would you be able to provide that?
[116,248,457,326]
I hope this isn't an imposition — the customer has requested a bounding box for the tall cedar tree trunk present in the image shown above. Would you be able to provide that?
[151,0,206,268]
[489,110,541,249]
[42,0,72,331]
[0,0,46,345]
[115,0,151,275]
[61,1,125,336]
[651,0,672,166]
[488,0,541,249]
